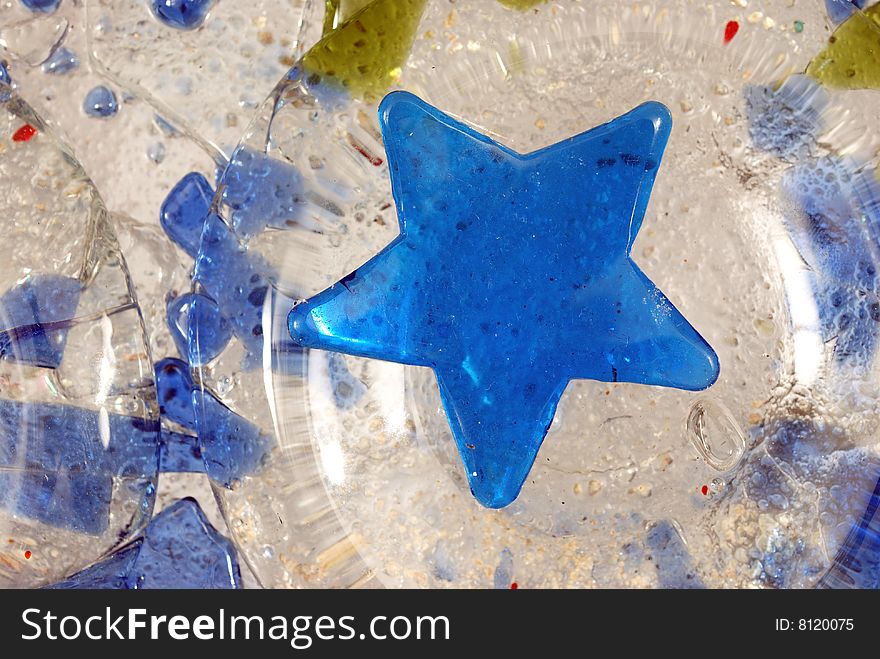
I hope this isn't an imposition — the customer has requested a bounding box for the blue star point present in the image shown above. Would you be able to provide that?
[289,91,719,508]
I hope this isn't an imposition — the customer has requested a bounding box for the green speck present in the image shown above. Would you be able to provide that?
[304,0,428,102]
[793,20,804,33]
[806,3,880,90]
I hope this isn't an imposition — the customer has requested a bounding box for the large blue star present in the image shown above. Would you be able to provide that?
[289,92,720,508]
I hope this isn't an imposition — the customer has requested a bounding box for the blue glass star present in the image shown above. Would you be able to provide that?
[289,92,720,508]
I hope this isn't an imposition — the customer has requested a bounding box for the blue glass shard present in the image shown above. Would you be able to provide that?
[645,520,705,588]
[167,292,232,366]
[132,497,240,588]
[160,171,214,258]
[745,75,827,162]
[825,0,867,25]
[83,85,118,118]
[41,47,79,75]
[289,92,719,508]
[155,357,197,431]
[197,392,273,488]
[192,241,308,371]
[0,399,158,533]
[150,0,215,31]
[782,157,880,365]
[163,169,306,369]
[429,541,456,583]
[47,498,241,589]
[493,547,514,589]
[47,540,143,589]
[19,0,60,13]
[327,352,365,409]
[154,356,270,483]
[819,283,880,364]
[0,274,80,369]
[221,147,304,237]
[0,60,11,85]
[193,213,275,361]
[158,429,204,473]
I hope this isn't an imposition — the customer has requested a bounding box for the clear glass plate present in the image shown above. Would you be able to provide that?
[185,0,880,588]
[0,85,158,587]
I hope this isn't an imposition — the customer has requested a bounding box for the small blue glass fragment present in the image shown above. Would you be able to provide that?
[429,541,456,582]
[221,147,304,237]
[0,61,10,85]
[493,547,514,589]
[160,171,214,258]
[48,498,241,589]
[825,0,867,24]
[130,497,240,588]
[155,357,197,431]
[159,429,204,473]
[83,85,118,118]
[0,399,158,533]
[289,92,719,508]
[162,170,305,369]
[154,356,271,484]
[167,292,232,365]
[18,0,61,13]
[645,520,705,588]
[193,213,276,361]
[197,392,273,488]
[745,75,827,162]
[41,47,79,75]
[0,274,80,369]
[782,156,880,366]
[327,352,365,409]
[150,0,215,31]
[47,541,143,589]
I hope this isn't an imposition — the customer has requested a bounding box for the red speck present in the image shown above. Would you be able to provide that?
[701,485,709,496]
[12,124,37,143]
[510,582,518,590]
[348,134,384,166]
[24,550,31,560]
[723,20,739,45]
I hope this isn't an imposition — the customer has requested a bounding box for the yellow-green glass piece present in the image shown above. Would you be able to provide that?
[322,0,340,36]
[806,4,880,90]
[322,0,376,36]
[340,0,375,19]
[303,0,428,101]
[497,0,547,9]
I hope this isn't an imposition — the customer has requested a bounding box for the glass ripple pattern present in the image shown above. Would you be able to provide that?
[2,0,878,590]
[0,82,158,587]
[289,92,720,508]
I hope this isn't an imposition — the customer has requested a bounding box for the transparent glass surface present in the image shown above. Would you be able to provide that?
[4,0,878,590]
[0,84,158,587]
[1,0,323,589]
[86,0,320,154]
[189,0,880,589]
